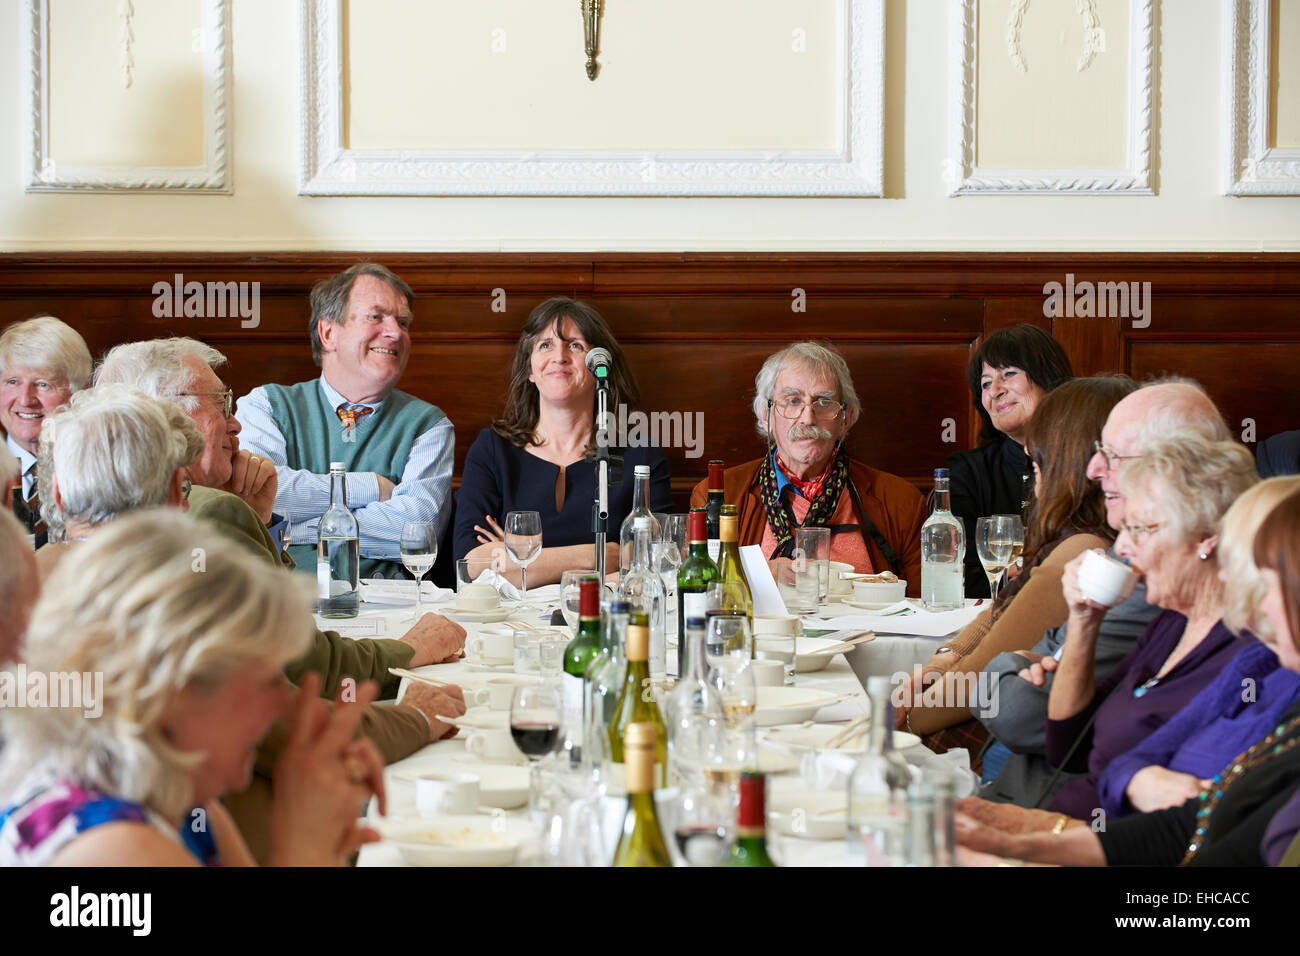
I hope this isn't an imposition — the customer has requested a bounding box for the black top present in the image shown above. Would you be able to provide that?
[946,436,1031,598]
[1096,699,1300,867]
[453,428,673,562]
[1257,429,1300,479]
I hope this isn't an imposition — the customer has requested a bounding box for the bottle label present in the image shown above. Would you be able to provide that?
[562,673,584,730]
[707,539,721,564]
[682,591,708,629]
[316,559,331,600]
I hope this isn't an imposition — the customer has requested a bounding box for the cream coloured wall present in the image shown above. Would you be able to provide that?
[1273,0,1300,148]
[0,0,1296,251]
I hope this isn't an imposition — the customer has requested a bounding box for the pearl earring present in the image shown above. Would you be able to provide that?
[1199,552,1209,560]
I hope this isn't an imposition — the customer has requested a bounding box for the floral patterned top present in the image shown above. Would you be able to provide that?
[0,772,219,866]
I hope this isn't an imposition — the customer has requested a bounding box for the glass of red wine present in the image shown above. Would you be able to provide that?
[509,683,562,814]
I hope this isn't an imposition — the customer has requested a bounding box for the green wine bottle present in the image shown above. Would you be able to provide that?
[728,772,778,867]
[716,504,754,630]
[611,722,672,867]
[608,613,667,772]
[676,508,719,679]
[562,575,602,753]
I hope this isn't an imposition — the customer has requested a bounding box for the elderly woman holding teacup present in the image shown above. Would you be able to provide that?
[957,432,1261,834]
[454,297,671,586]
[957,488,1300,866]
[0,510,387,866]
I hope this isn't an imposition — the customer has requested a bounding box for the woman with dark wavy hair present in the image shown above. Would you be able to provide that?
[898,376,1136,750]
[454,298,671,585]
[948,325,1073,596]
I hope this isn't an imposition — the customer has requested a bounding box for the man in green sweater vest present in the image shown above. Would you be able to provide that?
[235,263,454,579]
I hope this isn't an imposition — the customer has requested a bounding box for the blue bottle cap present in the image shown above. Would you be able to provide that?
[934,468,950,479]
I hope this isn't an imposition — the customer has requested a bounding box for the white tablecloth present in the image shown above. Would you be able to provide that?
[338,586,976,867]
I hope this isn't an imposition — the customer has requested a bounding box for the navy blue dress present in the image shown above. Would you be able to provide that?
[453,428,673,562]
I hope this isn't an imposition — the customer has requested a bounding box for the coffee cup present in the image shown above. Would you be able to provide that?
[749,659,786,687]
[467,627,514,663]
[456,582,501,612]
[487,675,541,710]
[466,729,525,764]
[1077,549,1137,607]
[827,561,855,595]
[415,771,480,816]
[753,614,801,637]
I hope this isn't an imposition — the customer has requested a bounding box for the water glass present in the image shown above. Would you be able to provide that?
[456,556,498,591]
[560,569,596,633]
[793,527,831,612]
[704,609,751,659]
[539,639,567,682]
[400,521,437,620]
[505,511,543,605]
[514,630,541,675]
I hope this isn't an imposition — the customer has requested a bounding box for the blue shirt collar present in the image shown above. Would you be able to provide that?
[320,374,385,414]
[771,448,798,499]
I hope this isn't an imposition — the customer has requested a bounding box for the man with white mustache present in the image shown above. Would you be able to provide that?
[236,264,454,579]
[691,341,927,593]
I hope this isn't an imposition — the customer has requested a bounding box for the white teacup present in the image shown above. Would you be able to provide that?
[749,659,786,687]
[467,627,514,663]
[827,561,855,595]
[466,729,525,764]
[456,582,501,612]
[486,675,541,710]
[1077,549,1138,607]
[415,771,480,816]
[753,614,801,637]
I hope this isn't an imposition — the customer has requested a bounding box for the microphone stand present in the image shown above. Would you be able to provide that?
[587,368,622,583]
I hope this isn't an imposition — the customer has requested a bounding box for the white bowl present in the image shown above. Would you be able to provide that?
[754,635,862,673]
[851,579,907,607]
[767,788,850,840]
[380,815,539,866]
[754,686,845,726]
[455,583,501,612]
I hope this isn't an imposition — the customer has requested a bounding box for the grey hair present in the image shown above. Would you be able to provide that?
[1119,429,1258,544]
[0,509,36,662]
[38,384,204,532]
[95,337,227,414]
[1131,376,1230,449]
[750,341,862,441]
[308,263,414,367]
[0,510,312,822]
[1219,476,1300,638]
[0,315,93,390]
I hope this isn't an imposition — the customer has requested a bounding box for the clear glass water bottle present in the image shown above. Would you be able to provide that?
[621,515,667,682]
[618,464,661,579]
[920,468,965,611]
[848,676,913,866]
[316,461,359,618]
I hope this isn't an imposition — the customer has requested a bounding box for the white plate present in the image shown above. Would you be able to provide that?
[450,759,530,809]
[446,606,512,624]
[753,687,846,726]
[767,788,849,840]
[378,815,539,866]
[753,635,860,674]
[454,708,509,731]
[764,721,921,753]
[842,597,899,612]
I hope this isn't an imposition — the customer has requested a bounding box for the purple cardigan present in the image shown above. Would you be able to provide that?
[1097,640,1300,816]
[1046,611,1250,819]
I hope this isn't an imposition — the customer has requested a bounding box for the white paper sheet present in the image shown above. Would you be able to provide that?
[819,601,985,638]
[740,544,789,616]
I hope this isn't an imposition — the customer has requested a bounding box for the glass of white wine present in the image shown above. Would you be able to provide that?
[400,521,438,621]
[975,515,1019,604]
[504,510,543,606]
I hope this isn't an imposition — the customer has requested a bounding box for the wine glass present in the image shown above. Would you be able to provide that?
[560,569,596,634]
[400,521,437,620]
[707,653,759,784]
[703,607,752,659]
[656,513,686,599]
[975,515,1018,604]
[1003,513,1026,572]
[670,776,734,867]
[510,683,563,814]
[504,511,543,605]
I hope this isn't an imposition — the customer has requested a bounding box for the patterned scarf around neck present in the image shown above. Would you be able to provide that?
[758,446,851,559]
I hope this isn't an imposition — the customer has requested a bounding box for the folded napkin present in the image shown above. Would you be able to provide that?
[358,578,454,605]
[473,567,521,601]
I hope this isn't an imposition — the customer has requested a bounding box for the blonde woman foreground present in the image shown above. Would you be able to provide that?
[0,510,386,866]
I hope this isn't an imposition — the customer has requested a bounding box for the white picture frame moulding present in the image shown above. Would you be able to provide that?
[298,0,885,197]
[947,0,1156,196]
[21,0,232,193]
[1223,0,1300,196]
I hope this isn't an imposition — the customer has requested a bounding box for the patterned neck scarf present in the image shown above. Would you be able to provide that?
[336,404,375,430]
[758,446,851,559]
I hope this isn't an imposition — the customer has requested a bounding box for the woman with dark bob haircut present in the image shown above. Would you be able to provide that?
[948,324,1073,596]
[453,298,671,585]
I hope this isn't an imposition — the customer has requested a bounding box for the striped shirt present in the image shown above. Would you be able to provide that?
[234,375,454,560]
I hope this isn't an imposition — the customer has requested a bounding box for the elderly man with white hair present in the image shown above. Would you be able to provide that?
[0,315,93,547]
[691,340,926,593]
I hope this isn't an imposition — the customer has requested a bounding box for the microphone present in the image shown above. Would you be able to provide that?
[585,347,613,388]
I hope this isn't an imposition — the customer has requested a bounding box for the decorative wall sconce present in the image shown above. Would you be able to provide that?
[582,0,602,80]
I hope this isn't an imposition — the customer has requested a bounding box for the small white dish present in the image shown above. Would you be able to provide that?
[754,686,845,726]
[446,607,512,624]
[450,759,530,809]
[378,814,539,866]
[764,721,921,753]
[767,788,850,840]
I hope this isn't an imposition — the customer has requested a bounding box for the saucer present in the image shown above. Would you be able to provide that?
[446,606,511,624]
